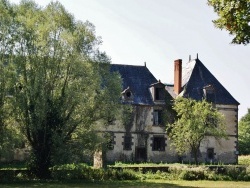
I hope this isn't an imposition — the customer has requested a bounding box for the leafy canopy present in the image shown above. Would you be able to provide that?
[168,97,227,164]
[239,108,250,155]
[0,0,122,178]
[208,0,250,45]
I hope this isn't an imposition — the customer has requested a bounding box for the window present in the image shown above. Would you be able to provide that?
[203,85,215,103]
[207,148,215,160]
[155,87,164,100]
[153,110,163,125]
[122,87,133,101]
[152,136,165,151]
[126,91,131,98]
[123,135,132,150]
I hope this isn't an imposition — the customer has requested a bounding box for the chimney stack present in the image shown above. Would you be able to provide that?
[174,59,182,95]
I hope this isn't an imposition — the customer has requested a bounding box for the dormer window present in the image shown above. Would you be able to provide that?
[155,87,164,100]
[122,87,133,101]
[203,84,215,103]
[150,80,165,101]
[126,91,132,98]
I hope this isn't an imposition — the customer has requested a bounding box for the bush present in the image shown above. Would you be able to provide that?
[178,169,205,180]
[51,163,92,180]
[0,170,30,181]
[239,155,250,165]
[51,163,138,181]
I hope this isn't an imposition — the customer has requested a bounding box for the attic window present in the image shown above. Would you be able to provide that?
[126,91,131,98]
[155,87,164,100]
[203,85,215,103]
[122,87,133,101]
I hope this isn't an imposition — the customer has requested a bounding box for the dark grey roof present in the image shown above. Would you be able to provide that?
[110,64,157,105]
[182,59,239,105]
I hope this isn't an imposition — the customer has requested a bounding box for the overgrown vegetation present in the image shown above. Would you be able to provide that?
[167,98,227,165]
[239,155,250,165]
[239,109,250,155]
[1,162,250,182]
[0,0,121,179]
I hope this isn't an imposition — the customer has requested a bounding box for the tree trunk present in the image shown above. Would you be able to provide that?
[29,129,52,179]
[29,146,51,179]
[193,147,199,165]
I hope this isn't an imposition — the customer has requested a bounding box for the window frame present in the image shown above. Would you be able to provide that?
[123,135,133,150]
[155,87,165,100]
[152,136,166,151]
[153,109,163,126]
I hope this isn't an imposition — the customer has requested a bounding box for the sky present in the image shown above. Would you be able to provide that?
[9,0,250,119]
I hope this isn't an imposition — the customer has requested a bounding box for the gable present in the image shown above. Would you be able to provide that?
[182,59,239,105]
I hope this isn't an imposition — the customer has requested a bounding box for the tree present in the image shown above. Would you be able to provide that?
[0,0,25,160]
[238,109,250,155]
[168,98,227,165]
[207,0,250,45]
[1,0,121,178]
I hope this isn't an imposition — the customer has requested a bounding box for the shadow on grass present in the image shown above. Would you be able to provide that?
[0,180,194,188]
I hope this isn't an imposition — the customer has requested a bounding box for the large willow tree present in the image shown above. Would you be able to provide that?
[0,0,121,178]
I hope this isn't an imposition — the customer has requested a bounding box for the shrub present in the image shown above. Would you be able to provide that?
[51,163,91,180]
[239,155,250,165]
[51,163,138,181]
[0,170,30,181]
[178,169,205,180]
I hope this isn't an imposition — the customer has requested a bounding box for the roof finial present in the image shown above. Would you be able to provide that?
[189,55,191,61]
[144,62,147,67]
[196,53,199,59]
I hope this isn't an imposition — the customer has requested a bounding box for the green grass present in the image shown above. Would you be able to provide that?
[0,180,250,188]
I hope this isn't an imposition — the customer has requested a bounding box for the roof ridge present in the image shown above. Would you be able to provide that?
[111,64,145,67]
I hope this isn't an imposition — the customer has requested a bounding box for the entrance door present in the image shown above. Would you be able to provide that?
[135,147,147,162]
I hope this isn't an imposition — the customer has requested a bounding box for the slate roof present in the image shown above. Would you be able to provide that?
[181,59,239,105]
[110,64,158,105]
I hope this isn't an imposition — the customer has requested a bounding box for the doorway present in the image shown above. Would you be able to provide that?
[135,147,147,162]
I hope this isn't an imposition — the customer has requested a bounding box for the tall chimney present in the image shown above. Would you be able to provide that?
[174,59,182,95]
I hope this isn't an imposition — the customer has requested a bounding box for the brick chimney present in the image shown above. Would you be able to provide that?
[174,59,182,95]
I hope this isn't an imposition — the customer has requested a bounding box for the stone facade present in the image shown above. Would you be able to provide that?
[99,58,239,164]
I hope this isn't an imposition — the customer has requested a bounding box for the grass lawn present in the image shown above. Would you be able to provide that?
[0,180,249,188]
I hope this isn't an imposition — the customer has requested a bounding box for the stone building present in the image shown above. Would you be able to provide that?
[166,58,239,164]
[101,63,173,163]
[97,57,239,164]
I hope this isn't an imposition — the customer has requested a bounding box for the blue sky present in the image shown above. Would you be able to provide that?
[9,0,250,119]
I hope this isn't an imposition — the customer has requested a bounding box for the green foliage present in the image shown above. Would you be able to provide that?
[208,0,250,45]
[0,169,30,181]
[168,98,227,164]
[51,163,138,181]
[0,0,122,179]
[239,155,250,165]
[239,109,250,155]
[1,162,250,182]
[121,105,134,132]
[111,163,250,181]
[0,0,25,160]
